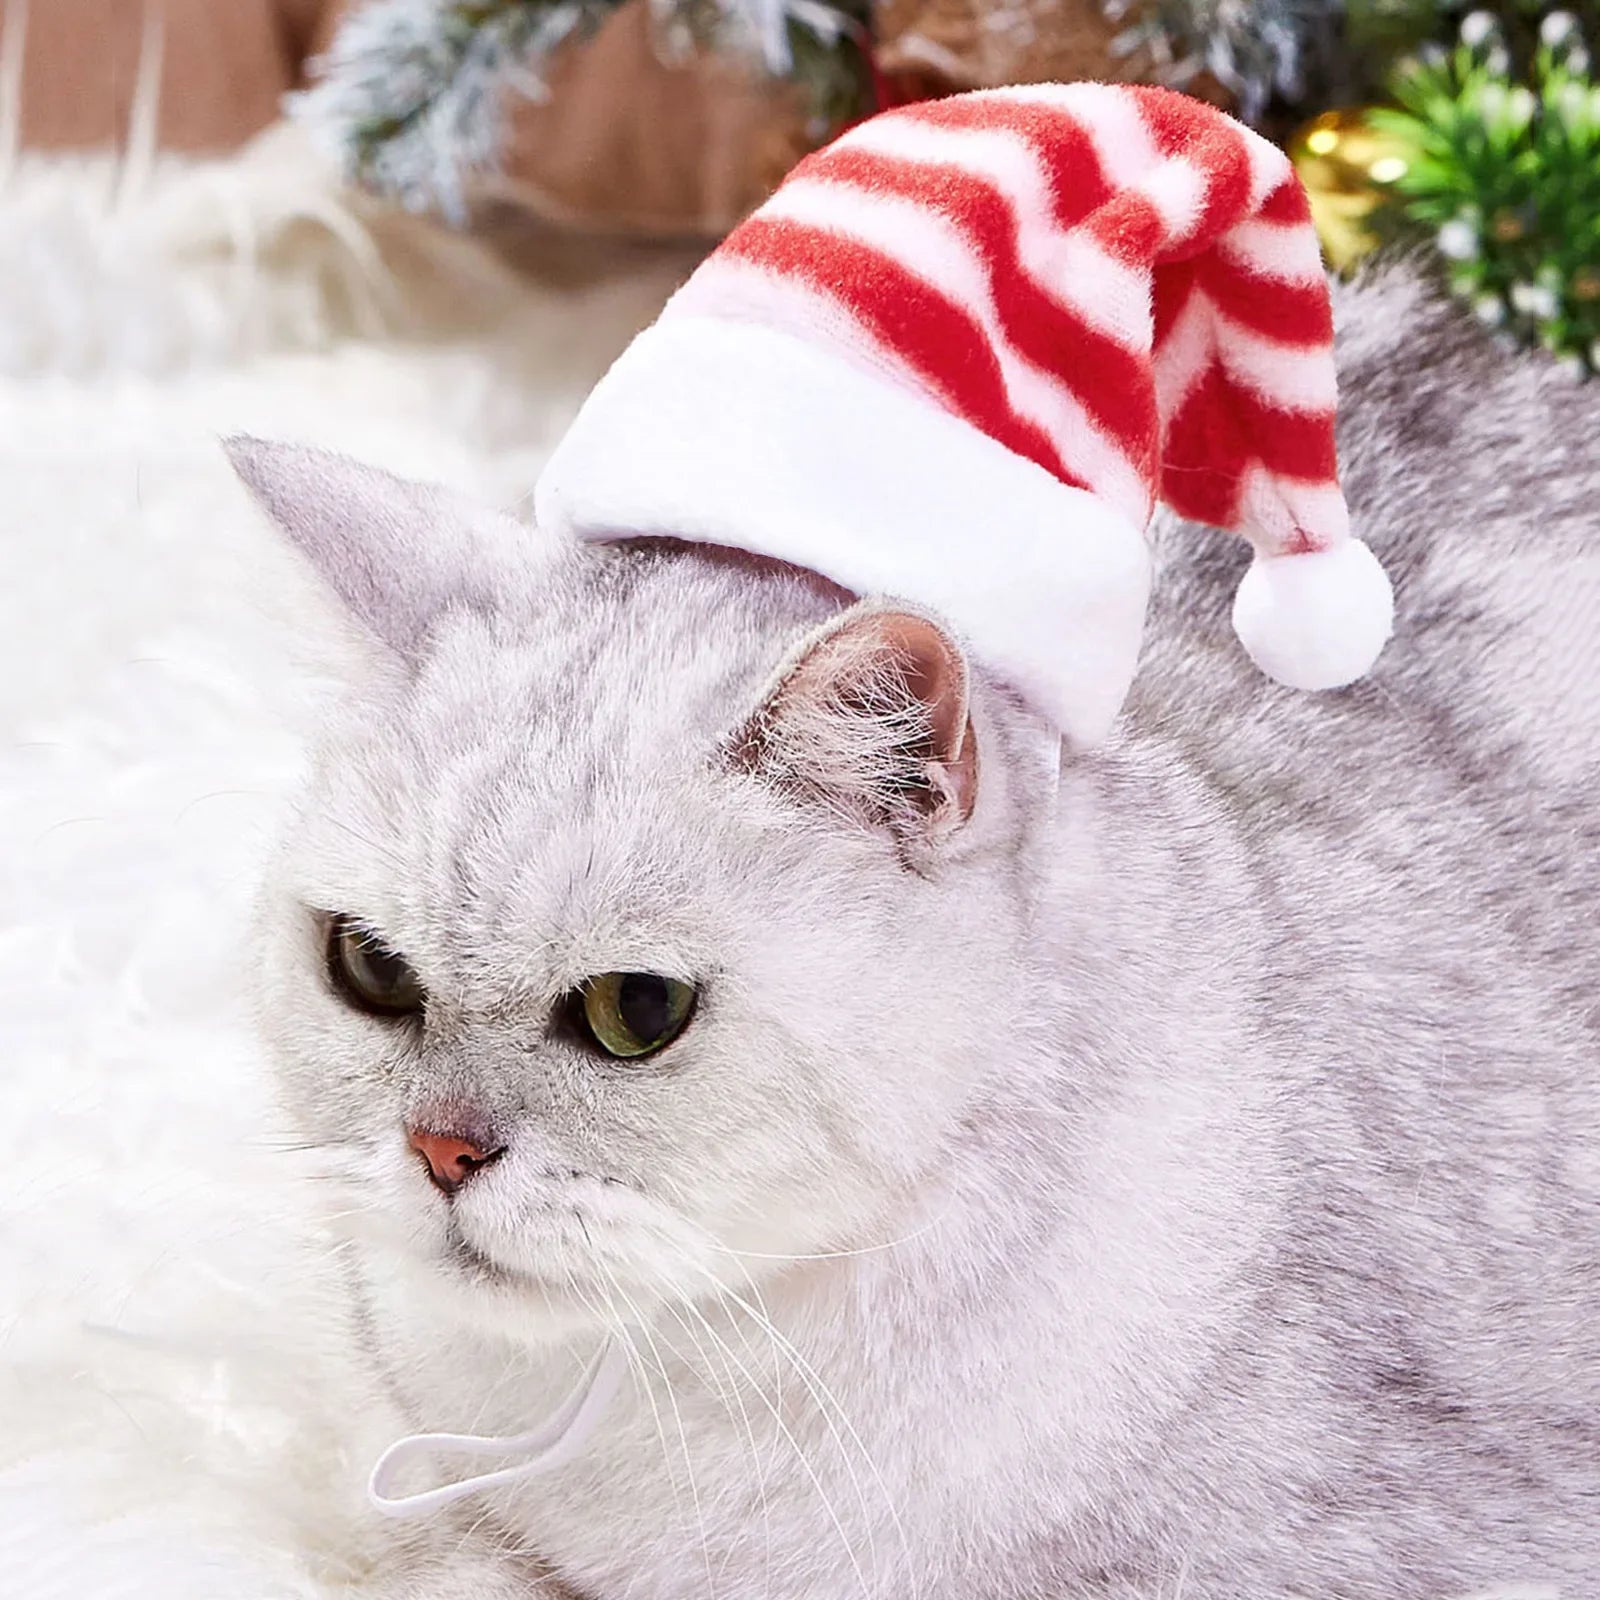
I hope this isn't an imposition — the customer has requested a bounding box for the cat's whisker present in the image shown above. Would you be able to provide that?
[595,1259,717,1599]
[673,1291,835,1599]
[302,1205,374,1226]
[696,1262,917,1597]
[703,1277,886,1598]
[320,810,411,875]
[568,1274,691,1532]
[659,1294,736,1421]
[450,1496,501,1564]
[247,1134,358,1153]
[682,1225,787,1401]
[700,1203,954,1265]
[660,1296,776,1589]
[698,1269,865,1501]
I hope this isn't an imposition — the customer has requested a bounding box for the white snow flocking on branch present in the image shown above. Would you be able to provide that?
[292,0,863,224]
[1105,0,1344,123]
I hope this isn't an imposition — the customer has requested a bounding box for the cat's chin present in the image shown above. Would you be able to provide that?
[393,1241,622,1349]
[460,1248,620,1337]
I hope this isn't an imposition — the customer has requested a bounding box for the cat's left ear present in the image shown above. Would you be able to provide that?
[225,436,540,659]
[736,602,978,848]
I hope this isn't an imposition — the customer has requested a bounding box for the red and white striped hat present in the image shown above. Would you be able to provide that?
[535,84,1394,745]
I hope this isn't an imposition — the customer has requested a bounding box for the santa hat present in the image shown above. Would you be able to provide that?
[535,83,1394,746]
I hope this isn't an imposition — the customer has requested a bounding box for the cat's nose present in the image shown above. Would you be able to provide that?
[406,1126,506,1196]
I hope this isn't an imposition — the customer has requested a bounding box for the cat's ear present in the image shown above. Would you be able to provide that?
[225,436,530,658]
[737,603,978,845]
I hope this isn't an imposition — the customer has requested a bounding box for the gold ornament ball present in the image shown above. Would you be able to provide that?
[1291,109,1411,271]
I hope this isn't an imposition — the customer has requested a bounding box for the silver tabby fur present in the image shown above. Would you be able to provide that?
[239,265,1600,1600]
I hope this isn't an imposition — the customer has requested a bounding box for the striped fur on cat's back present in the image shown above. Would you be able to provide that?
[1122,263,1600,1594]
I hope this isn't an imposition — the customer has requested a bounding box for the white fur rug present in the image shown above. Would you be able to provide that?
[0,127,685,1596]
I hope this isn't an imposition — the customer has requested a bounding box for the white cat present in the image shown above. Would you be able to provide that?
[238,267,1600,1600]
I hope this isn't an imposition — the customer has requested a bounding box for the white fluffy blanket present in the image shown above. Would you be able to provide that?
[0,128,683,1596]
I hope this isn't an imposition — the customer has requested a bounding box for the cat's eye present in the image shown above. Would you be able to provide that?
[574,972,696,1060]
[326,915,425,1018]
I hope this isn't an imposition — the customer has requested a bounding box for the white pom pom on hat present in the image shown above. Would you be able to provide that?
[1234,539,1395,691]
[536,83,1395,745]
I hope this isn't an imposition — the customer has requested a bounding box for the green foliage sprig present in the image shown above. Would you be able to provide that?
[1370,9,1600,373]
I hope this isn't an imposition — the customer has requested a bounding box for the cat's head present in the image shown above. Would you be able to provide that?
[234,439,1042,1345]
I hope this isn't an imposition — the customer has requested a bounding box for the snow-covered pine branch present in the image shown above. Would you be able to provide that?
[293,0,866,223]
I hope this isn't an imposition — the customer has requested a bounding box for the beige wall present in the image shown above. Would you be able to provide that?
[7,0,331,152]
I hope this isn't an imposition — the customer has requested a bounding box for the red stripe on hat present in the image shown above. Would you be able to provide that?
[1151,257,1198,353]
[809,145,1160,498]
[1158,363,1252,529]
[1084,190,1169,270]
[1135,94,1258,259]
[720,216,1087,491]
[897,95,1117,233]
[1198,251,1332,347]
[1162,362,1340,532]
[1229,386,1340,482]
[1257,173,1314,225]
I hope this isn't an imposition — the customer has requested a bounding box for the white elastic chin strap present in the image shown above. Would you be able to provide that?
[368,1338,627,1519]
